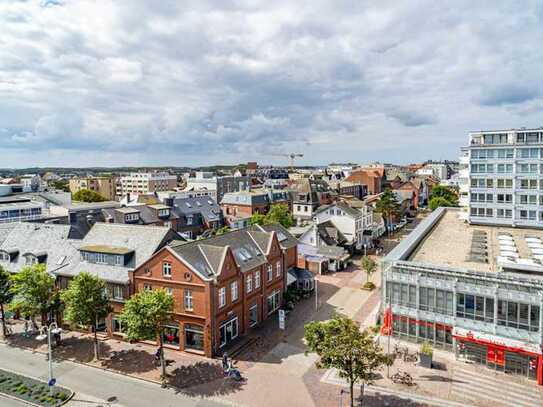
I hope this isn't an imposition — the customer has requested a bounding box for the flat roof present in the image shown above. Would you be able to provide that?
[408,210,543,273]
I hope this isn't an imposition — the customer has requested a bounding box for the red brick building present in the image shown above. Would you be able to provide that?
[129,224,297,357]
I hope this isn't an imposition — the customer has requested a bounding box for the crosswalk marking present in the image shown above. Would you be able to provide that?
[453,371,540,403]
[454,368,538,392]
[451,368,542,407]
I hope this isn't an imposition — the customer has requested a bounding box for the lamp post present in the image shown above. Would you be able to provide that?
[314,277,318,311]
[36,322,62,395]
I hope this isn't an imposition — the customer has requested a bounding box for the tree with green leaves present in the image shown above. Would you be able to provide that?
[10,264,60,328]
[72,189,107,203]
[215,226,231,236]
[0,266,14,338]
[120,289,174,381]
[375,189,401,236]
[51,180,70,192]
[428,185,457,202]
[304,315,391,407]
[428,185,458,211]
[61,272,112,360]
[249,212,266,226]
[264,204,294,228]
[360,256,377,284]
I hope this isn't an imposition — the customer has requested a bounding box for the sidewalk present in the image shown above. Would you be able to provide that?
[0,343,230,407]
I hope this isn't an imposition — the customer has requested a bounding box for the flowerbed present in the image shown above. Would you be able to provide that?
[0,368,73,406]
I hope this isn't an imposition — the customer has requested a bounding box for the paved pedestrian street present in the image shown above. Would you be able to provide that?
[451,367,543,407]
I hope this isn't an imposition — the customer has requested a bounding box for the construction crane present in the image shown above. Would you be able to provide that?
[271,153,304,170]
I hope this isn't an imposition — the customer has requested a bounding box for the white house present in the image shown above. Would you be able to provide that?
[312,202,368,251]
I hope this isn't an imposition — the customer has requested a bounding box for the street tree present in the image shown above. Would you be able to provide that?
[72,189,107,203]
[304,315,391,407]
[360,256,377,284]
[120,289,174,382]
[10,264,60,328]
[375,189,400,236]
[0,266,14,337]
[61,272,112,360]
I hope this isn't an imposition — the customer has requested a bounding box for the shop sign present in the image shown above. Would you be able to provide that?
[487,346,505,366]
[453,327,541,355]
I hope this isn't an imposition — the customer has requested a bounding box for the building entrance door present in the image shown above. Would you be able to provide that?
[219,317,238,348]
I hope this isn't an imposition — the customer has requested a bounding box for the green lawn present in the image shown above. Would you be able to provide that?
[0,368,73,406]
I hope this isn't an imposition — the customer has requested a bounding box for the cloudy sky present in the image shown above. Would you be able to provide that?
[2,0,543,168]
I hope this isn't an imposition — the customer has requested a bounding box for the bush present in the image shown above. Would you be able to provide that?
[420,342,433,356]
[362,281,376,290]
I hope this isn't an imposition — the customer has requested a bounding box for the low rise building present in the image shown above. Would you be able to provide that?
[0,196,47,224]
[69,176,117,201]
[54,223,182,335]
[382,207,543,385]
[166,196,223,239]
[116,172,177,198]
[186,172,250,203]
[130,225,297,356]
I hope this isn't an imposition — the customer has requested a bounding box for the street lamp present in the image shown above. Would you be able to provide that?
[36,322,62,395]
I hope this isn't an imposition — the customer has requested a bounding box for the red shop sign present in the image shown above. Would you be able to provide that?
[487,346,505,366]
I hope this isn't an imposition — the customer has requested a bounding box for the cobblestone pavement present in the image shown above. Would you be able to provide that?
[321,337,543,407]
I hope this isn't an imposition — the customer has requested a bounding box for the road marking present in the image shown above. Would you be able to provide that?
[452,369,542,407]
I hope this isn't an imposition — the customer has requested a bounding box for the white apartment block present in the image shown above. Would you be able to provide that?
[116,172,177,198]
[465,128,543,228]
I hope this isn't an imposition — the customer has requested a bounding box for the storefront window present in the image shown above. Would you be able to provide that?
[163,325,180,347]
[184,324,204,351]
[498,300,539,332]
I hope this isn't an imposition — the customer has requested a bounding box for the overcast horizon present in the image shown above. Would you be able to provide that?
[2,1,543,168]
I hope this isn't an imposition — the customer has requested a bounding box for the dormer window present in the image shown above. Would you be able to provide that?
[0,251,10,262]
[158,209,170,217]
[125,213,139,222]
[25,255,38,265]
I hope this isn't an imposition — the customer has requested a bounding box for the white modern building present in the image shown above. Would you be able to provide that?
[116,172,177,198]
[465,128,543,228]
[186,172,250,202]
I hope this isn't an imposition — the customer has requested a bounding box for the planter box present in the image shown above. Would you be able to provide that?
[419,353,432,369]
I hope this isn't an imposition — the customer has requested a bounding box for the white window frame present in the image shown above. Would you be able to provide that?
[113,285,124,300]
[184,289,193,311]
[249,304,258,327]
[218,287,226,308]
[267,265,273,281]
[231,281,238,302]
[276,260,281,277]
[163,262,172,277]
[143,283,152,291]
[246,275,253,293]
[255,271,261,288]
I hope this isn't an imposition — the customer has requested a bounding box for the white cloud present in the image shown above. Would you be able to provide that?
[1,0,543,167]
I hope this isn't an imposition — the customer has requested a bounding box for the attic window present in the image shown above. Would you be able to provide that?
[24,254,38,265]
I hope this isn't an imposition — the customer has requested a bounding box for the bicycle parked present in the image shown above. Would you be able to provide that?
[391,370,415,386]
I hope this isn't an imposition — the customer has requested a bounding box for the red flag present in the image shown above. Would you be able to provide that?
[381,307,393,336]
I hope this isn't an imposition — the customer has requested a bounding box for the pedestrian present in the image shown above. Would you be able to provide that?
[222,353,229,372]
[154,347,161,365]
[53,331,61,347]
[23,320,29,337]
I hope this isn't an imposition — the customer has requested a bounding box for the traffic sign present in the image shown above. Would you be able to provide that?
[48,378,56,387]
